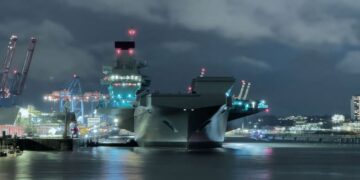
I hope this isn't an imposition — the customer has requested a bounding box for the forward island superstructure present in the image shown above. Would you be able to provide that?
[98,29,149,131]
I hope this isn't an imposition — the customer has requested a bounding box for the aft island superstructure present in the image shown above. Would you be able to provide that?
[134,76,268,148]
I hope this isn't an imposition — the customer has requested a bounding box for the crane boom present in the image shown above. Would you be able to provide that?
[237,80,246,99]
[15,37,37,95]
[243,82,251,100]
[0,35,18,96]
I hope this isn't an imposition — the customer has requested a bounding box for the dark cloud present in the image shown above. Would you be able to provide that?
[61,0,360,46]
[231,56,271,72]
[162,41,197,53]
[1,0,360,115]
[337,51,360,74]
[0,20,97,82]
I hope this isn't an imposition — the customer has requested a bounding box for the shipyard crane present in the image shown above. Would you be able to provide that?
[43,75,84,122]
[61,75,84,122]
[44,75,109,122]
[83,91,107,113]
[0,35,37,106]
[0,35,17,98]
[13,37,37,95]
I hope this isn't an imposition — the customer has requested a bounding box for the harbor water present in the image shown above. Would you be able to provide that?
[1,143,360,180]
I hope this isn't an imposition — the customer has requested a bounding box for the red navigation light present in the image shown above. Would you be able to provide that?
[128,48,135,55]
[265,108,270,113]
[13,70,17,74]
[128,28,136,37]
[116,48,122,55]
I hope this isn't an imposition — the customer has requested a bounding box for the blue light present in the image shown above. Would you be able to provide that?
[257,100,269,109]
[232,100,243,106]
[244,103,250,111]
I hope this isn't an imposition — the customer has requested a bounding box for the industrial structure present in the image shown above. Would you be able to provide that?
[43,75,107,123]
[351,96,360,121]
[0,35,37,137]
[0,35,37,106]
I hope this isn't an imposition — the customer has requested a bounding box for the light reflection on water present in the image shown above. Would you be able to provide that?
[1,143,360,180]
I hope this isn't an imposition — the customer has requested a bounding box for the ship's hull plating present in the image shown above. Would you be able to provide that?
[134,105,229,148]
[98,108,135,132]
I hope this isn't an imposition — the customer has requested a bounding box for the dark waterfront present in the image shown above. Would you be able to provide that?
[1,143,360,180]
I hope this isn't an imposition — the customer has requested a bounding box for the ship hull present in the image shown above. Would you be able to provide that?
[134,105,229,148]
[97,108,135,132]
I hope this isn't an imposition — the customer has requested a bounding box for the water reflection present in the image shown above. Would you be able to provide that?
[1,143,360,179]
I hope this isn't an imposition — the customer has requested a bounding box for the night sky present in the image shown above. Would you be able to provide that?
[1,0,360,115]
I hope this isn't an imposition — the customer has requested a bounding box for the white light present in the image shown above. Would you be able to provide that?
[331,114,345,124]
[19,108,30,118]
[114,118,119,123]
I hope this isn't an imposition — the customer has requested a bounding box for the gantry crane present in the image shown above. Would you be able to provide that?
[43,75,108,122]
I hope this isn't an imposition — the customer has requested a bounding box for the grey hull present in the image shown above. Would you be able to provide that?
[98,108,135,132]
[134,105,229,148]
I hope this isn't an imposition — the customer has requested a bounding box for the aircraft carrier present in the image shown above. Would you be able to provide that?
[98,29,268,148]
